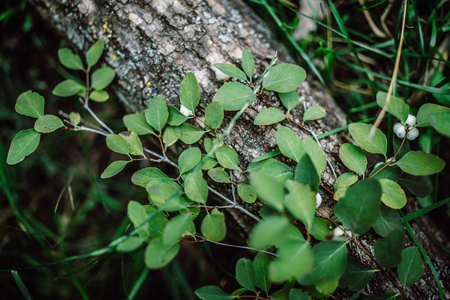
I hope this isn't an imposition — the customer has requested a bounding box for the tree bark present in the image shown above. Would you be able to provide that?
[28,0,449,299]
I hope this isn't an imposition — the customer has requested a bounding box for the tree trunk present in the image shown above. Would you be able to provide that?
[28,0,449,299]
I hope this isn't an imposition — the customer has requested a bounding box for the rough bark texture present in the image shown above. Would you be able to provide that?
[28,0,449,299]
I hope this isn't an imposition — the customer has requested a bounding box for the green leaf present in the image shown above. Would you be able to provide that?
[378,179,407,209]
[205,102,224,129]
[237,183,257,203]
[199,155,218,170]
[334,173,358,191]
[269,240,314,283]
[370,164,401,181]
[289,289,311,300]
[203,138,216,158]
[241,48,255,80]
[120,131,144,156]
[284,180,316,230]
[86,40,104,69]
[208,168,231,183]
[89,90,109,102]
[174,123,205,144]
[178,147,201,175]
[250,172,285,211]
[34,115,64,133]
[167,105,189,126]
[254,108,286,125]
[128,203,168,238]
[163,213,194,246]
[374,230,405,269]
[146,179,188,212]
[373,205,403,237]
[215,145,240,170]
[195,286,234,300]
[15,91,45,118]
[348,123,387,156]
[429,110,450,137]
[163,126,178,148]
[106,134,129,155]
[253,252,272,294]
[52,79,84,97]
[279,91,298,113]
[339,143,367,176]
[376,92,410,123]
[145,96,168,132]
[184,173,208,204]
[334,180,381,234]
[100,160,130,178]
[213,82,254,111]
[91,67,115,90]
[214,63,248,81]
[69,112,81,126]
[7,129,41,165]
[248,216,303,249]
[309,217,333,241]
[131,167,171,188]
[123,113,156,135]
[315,278,340,295]
[58,48,84,71]
[201,208,226,241]
[294,154,319,193]
[339,257,375,291]
[397,247,424,287]
[303,105,326,123]
[145,237,180,269]
[298,241,347,286]
[396,151,445,176]
[260,161,293,184]
[263,64,306,93]
[416,103,450,127]
[179,72,200,111]
[277,125,304,163]
[302,137,327,176]
[398,174,432,198]
[116,236,145,252]
[236,258,255,291]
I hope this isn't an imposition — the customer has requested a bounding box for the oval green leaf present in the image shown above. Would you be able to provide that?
[303,137,327,176]
[7,129,41,165]
[241,48,255,80]
[376,91,409,123]
[100,160,130,178]
[52,79,84,97]
[348,123,387,156]
[339,257,376,292]
[237,183,257,203]
[284,180,316,230]
[378,179,407,209]
[201,208,226,241]
[208,168,232,183]
[215,145,240,170]
[253,252,272,293]
[416,103,450,127]
[279,91,298,113]
[263,64,306,93]
[339,143,367,176]
[163,213,194,246]
[178,147,202,175]
[334,172,358,191]
[205,102,224,129]
[277,125,304,163]
[334,179,381,234]
[123,113,156,135]
[373,205,403,237]
[167,105,189,126]
[86,40,104,69]
[179,72,200,112]
[214,63,247,81]
[397,247,424,287]
[254,108,286,125]
[145,237,180,269]
[236,258,255,291]
[184,173,208,204]
[120,131,144,156]
[34,114,64,133]
[174,123,205,144]
[106,134,129,155]
[58,48,84,71]
[116,236,145,252]
[396,151,445,176]
[212,82,254,111]
[145,96,168,132]
[91,66,115,90]
[131,167,171,188]
[15,91,45,118]
[303,105,326,123]
[89,90,109,102]
[429,110,450,137]
[374,230,405,269]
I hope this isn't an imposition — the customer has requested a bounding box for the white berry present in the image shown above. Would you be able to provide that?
[406,128,419,140]
[334,227,345,237]
[393,122,403,133]
[395,125,406,138]
[315,193,322,208]
[180,105,194,117]
[405,114,417,127]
